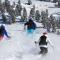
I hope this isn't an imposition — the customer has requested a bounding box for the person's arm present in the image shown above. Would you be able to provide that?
[4,29,10,38]
[24,22,28,30]
[35,37,40,44]
[47,38,54,48]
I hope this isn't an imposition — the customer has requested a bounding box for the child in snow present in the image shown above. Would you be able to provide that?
[0,25,10,40]
[35,32,53,54]
[24,18,36,33]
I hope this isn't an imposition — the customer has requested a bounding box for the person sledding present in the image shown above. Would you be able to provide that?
[0,25,10,40]
[35,32,54,54]
[24,18,36,33]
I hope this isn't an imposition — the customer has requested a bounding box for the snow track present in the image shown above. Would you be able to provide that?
[0,23,60,60]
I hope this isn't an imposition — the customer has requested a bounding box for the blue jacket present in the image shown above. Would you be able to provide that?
[0,25,9,37]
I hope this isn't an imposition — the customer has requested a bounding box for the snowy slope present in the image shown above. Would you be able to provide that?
[0,23,60,60]
[0,1,60,60]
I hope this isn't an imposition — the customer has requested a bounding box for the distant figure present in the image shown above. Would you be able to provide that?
[35,32,53,54]
[24,19,36,33]
[0,25,10,40]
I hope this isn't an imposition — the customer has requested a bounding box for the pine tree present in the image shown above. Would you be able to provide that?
[21,7,27,22]
[0,0,5,13]
[41,11,46,28]
[16,0,22,16]
[53,0,57,3]
[58,0,60,7]
[28,0,32,5]
[57,30,60,35]
[5,0,11,12]
[46,18,51,32]
[0,0,2,12]
[41,9,48,28]
[29,5,35,20]
[18,0,21,5]
[50,15,56,32]
[5,0,10,7]
[9,7,16,23]
[2,13,7,23]
[58,19,60,28]
[45,9,48,18]
[35,10,41,22]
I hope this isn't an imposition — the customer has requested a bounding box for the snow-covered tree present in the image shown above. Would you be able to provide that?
[53,0,57,3]
[58,19,60,28]
[50,15,56,32]
[29,5,35,20]
[2,13,7,23]
[4,0,11,12]
[45,9,48,18]
[12,1,15,8]
[46,18,51,32]
[5,0,10,8]
[28,0,32,5]
[41,11,47,28]
[0,0,2,11]
[35,10,41,22]
[15,0,22,16]
[56,30,60,35]
[9,7,16,23]
[41,9,48,28]
[0,1,5,13]
[21,7,27,22]
[58,0,60,7]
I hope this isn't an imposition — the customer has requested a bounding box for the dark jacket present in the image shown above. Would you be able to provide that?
[39,35,47,45]
[0,25,9,37]
[24,19,36,30]
[0,25,5,36]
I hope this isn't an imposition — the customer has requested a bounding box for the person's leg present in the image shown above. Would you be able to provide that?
[39,47,48,54]
[39,47,44,54]
[44,48,48,53]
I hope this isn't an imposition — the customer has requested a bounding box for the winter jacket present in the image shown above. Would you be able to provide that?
[24,19,36,30]
[0,25,9,38]
[39,35,47,45]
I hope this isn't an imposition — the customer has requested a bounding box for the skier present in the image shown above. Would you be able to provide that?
[24,18,36,33]
[35,32,53,54]
[0,25,10,40]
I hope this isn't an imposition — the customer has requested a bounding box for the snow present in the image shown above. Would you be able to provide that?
[16,16,21,21]
[0,23,60,60]
[21,1,60,18]
[0,0,60,60]
[4,12,10,16]
[34,21,43,28]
